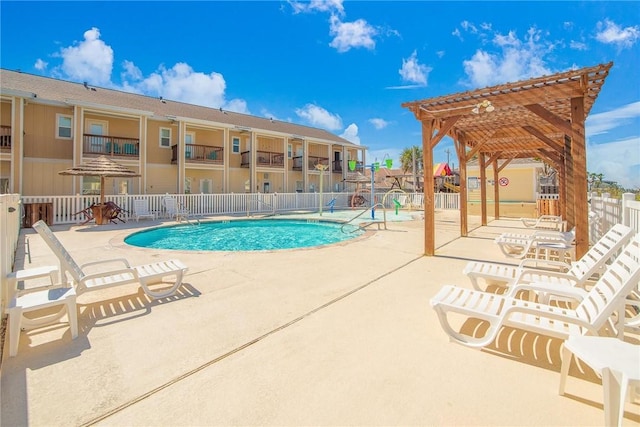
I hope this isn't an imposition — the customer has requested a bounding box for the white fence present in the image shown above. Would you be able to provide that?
[589,192,640,236]
[0,194,22,314]
[20,191,458,226]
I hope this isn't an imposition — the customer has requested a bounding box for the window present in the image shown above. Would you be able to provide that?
[56,114,72,139]
[160,128,171,148]
[232,137,240,154]
[288,144,292,159]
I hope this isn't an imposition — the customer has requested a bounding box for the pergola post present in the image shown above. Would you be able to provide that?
[455,138,468,237]
[492,159,500,220]
[422,120,435,256]
[479,153,487,226]
[570,96,589,259]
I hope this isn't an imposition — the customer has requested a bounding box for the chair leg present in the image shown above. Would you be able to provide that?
[8,308,23,357]
[66,298,78,339]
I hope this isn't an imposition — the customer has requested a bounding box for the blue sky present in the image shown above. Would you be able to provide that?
[2,1,639,189]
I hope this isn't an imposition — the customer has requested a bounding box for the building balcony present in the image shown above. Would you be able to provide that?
[83,134,139,158]
[172,144,224,164]
[292,156,329,171]
[241,151,285,168]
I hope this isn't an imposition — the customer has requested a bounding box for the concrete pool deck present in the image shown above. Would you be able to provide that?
[1,210,639,426]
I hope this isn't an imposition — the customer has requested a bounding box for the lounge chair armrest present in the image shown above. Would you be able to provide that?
[517,258,572,271]
[80,258,132,270]
[6,265,64,297]
[516,269,580,284]
[503,301,595,331]
[505,281,587,301]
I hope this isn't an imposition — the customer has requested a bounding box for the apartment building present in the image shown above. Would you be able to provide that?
[0,69,365,197]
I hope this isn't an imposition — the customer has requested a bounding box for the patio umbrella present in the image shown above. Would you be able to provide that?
[58,156,140,205]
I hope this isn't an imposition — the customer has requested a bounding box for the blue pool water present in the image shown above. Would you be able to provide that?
[125,219,364,251]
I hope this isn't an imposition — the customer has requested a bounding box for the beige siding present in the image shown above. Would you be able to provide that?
[147,121,176,164]
[228,168,250,193]
[84,114,138,137]
[23,104,74,159]
[255,171,284,193]
[22,159,73,196]
[1,101,11,126]
[146,165,178,194]
[467,165,537,202]
[185,169,225,194]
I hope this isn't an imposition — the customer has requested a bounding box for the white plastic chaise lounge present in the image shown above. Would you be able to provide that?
[495,228,575,259]
[132,198,156,222]
[32,220,187,299]
[521,215,564,230]
[429,233,640,348]
[464,224,635,294]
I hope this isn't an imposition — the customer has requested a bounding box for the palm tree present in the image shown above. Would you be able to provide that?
[400,146,423,173]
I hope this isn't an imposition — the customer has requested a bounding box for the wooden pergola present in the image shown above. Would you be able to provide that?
[402,62,613,258]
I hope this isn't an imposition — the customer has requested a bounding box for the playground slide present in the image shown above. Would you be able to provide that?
[443,182,460,193]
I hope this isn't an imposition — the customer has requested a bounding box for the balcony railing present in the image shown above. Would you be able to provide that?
[241,150,285,168]
[0,125,11,150]
[172,144,224,164]
[292,156,329,171]
[83,133,139,157]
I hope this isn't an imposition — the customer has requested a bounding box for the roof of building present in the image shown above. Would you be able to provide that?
[0,69,359,147]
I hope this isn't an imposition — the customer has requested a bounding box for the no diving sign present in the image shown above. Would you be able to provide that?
[499,177,510,186]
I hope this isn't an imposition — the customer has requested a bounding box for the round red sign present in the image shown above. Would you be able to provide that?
[499,177,509,186]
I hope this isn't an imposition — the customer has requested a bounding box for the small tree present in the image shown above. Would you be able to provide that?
[400,146,423,173]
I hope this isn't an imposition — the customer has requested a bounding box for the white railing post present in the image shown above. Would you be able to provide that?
[622,193,634,227]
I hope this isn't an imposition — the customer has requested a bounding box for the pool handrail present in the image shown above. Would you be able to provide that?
[340,202,387,233]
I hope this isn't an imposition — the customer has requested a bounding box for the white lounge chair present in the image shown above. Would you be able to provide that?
[5,266,77,357]
[429,233,640,348]
[132,199,156,222]
[464,224,635,294]
[32,220,188,299]
[521,215,564,231]
[163,196,190,222]
[495,228,575,259]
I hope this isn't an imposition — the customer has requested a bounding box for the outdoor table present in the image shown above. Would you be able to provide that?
[559,335,640,427]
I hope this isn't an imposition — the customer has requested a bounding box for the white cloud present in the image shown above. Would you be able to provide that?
[586,101,640,136]
[452,28,462,41]
[569,40,588,51]
[329,15,377,53]
[461,21,478,34]
[45,28,249,111]
[289,0,344,15]
[587,136,640,189]
[368,118,389,130]
[340,123,360,145]
[462,27,553,87]
[224,98,250,114]
[34,59,47,71]
[119,61,249,112]
[121,60,142,81]
[595,19,640,49]
[398,50,431,86]
[57,27,113,86]
[295,104,343,130]
[124,63,228,109]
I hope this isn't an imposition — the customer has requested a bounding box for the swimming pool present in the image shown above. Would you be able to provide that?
[125,219,365,251]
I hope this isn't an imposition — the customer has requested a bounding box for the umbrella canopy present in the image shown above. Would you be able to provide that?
[59,156,140,204]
